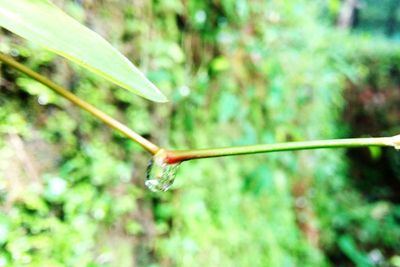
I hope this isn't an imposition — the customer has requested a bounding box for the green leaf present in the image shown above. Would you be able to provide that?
[0,0,167,102]
[338,235,373,267]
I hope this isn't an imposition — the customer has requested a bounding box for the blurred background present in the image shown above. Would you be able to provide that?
[0,0,400,266]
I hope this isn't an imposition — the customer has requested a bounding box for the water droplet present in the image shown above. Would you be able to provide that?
[145,150,180,192]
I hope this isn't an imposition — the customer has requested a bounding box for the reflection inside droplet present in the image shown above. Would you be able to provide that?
[145,150,180,192]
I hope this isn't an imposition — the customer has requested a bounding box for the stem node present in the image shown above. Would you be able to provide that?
[391,134,400,150]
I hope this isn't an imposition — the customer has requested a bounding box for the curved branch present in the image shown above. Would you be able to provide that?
[0,52,160,155]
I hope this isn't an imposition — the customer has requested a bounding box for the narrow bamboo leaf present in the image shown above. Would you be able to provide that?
[0,0,167,102]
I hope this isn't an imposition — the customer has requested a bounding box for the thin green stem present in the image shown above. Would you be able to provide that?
[0,52,160,155]
[165,135,400,163]
[2,52,399,164]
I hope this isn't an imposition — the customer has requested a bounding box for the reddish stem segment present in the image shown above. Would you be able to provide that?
[164,135,400,164]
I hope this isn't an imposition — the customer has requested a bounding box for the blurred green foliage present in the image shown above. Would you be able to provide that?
[354,0,400,38]
[0,1,399,266]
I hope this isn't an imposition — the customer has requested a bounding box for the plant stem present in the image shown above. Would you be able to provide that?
[165,135,400,163]
[0,52,160,155]
[2,52,399,164]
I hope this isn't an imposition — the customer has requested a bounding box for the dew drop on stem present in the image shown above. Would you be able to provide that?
[145,149,180,192]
